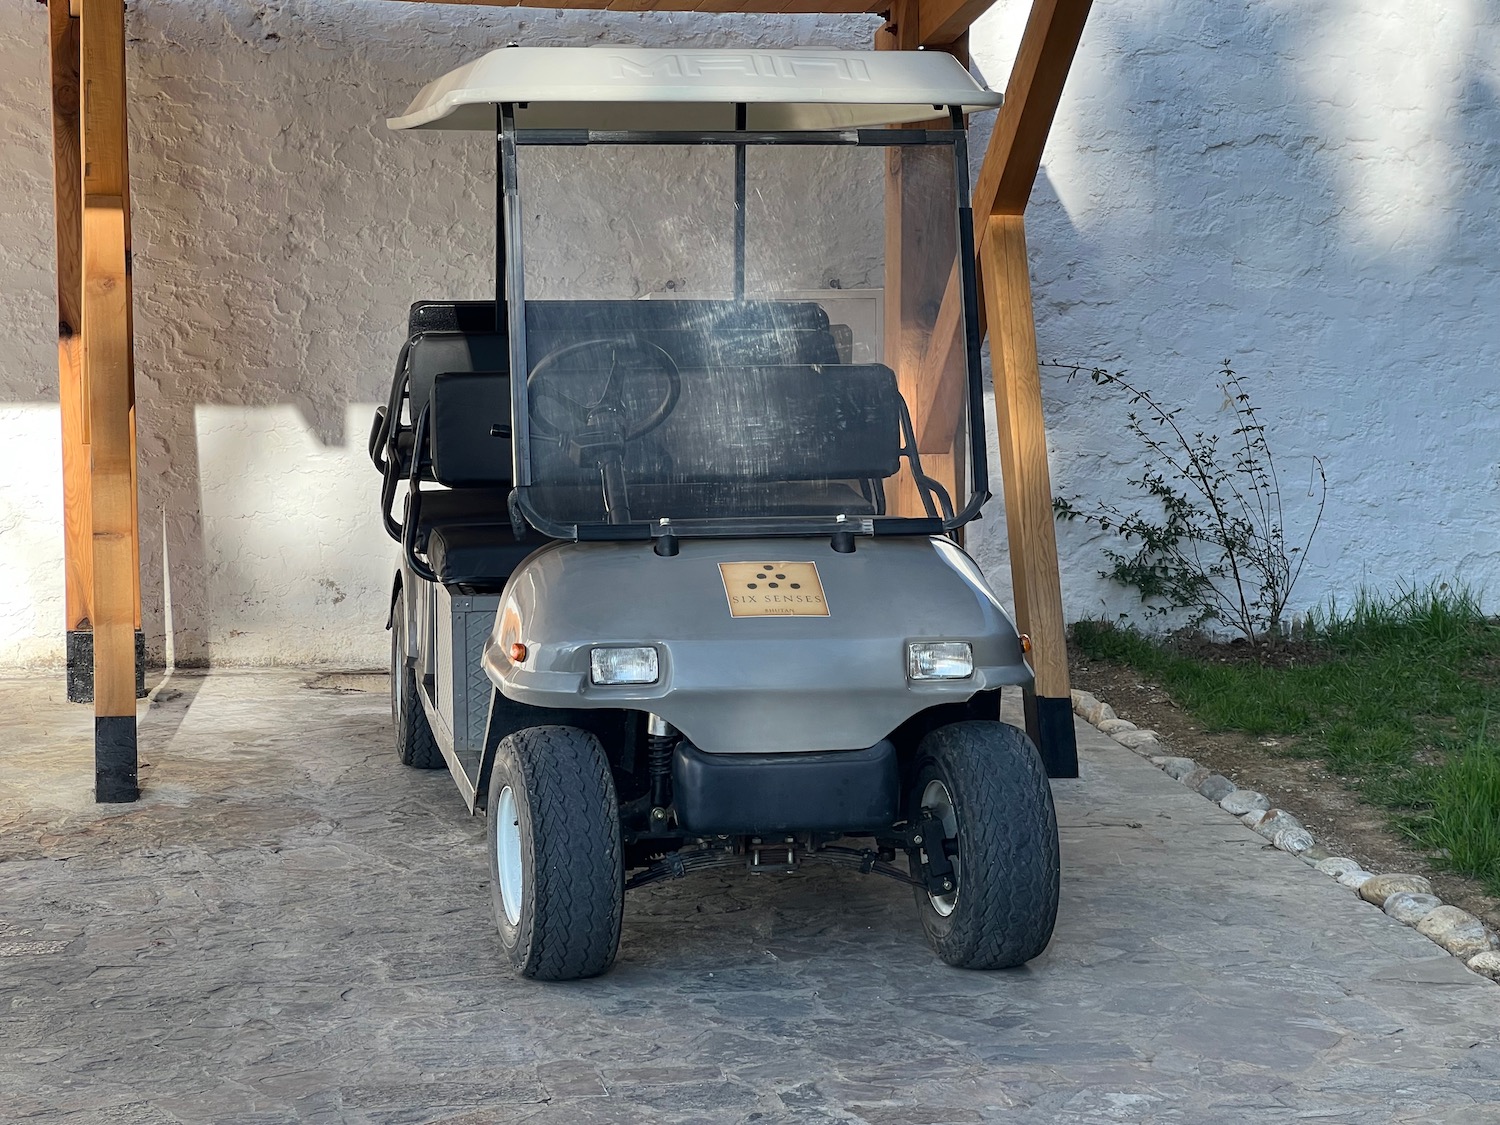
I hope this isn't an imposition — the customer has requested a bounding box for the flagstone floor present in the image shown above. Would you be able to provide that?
[2,670,1497,1124]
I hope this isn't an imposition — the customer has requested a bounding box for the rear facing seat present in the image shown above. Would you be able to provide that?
[409,488,512,553]
[425,524,555,590]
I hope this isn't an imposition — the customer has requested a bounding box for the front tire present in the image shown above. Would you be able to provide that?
[487,725,623,980]
[908,721,1060,969]
[391,586,443,769]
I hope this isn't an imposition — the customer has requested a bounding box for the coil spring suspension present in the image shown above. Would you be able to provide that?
[648,728,676,812]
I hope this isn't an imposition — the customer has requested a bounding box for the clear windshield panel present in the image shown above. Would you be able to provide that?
[515,141,973,534]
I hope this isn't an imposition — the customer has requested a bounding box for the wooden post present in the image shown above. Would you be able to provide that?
[976,0,1092,776]
[80,0,141,802]
[888,0,1090,774]
[47,0,97,703]
[982,215,1074,774]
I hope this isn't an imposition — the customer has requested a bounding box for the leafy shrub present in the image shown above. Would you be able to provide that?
[1052,361,1326,645]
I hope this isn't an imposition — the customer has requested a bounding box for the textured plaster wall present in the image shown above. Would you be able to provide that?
[0,0,878,668]
[963,1,1500,625]
[1,0,1497,667]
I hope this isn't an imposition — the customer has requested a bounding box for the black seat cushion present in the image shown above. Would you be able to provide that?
[410,488,512,551]
[426,523,550,589]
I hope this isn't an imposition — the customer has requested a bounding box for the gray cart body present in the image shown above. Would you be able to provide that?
[395,534,1031,801]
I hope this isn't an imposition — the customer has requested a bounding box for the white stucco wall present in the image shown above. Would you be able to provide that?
[962,0,1500,625]
[0,0,1497,667]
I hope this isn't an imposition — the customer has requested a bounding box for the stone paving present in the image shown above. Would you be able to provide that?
[2,669,1499,1124]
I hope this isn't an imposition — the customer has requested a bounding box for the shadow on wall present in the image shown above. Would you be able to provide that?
[965,0,1500,625]
[0,0,881,668]
[127,0,512,668]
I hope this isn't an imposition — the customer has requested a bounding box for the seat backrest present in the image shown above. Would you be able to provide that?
[527,300,841,369]
[393,301,852,493]
[407,331,509,421]
[407,299,841,370]
[531,363,903,486]
[429,371,514,488]
[409,301,498,337]
[663,363,904,483]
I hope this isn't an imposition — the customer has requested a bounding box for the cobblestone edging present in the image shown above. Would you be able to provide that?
[1071,689,1500,983]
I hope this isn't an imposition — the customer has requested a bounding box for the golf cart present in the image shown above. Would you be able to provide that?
[371,47,1060,980]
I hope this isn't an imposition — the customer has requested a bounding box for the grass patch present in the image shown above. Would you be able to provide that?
[1074,582,1500,891]
[1409,734,1500,887]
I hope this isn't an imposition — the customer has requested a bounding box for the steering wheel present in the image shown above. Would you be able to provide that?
[526,338,681,447]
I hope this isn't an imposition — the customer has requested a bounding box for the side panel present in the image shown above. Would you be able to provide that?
[457,593,503,767]
[434,586,504,781]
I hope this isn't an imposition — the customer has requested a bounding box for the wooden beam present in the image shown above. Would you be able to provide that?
[379,0,889,11]
[973,0,1090,776]
[48,0,95,704]
[80,0,140,802]
[975,0,1092,219]
[982,214,1074,775]
[918,0,995,47]
[914,0,1093,390]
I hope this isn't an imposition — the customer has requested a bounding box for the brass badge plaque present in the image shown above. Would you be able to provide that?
[718,561,829,618]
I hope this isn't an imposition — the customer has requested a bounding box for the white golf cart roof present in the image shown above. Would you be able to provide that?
[388,47,1002,132]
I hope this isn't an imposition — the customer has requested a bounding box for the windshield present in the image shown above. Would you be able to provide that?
[509,137,980,538]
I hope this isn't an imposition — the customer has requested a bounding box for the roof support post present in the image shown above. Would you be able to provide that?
[981,214,1074,775]
[897,0,1090,774]
[47,0,98,704]
[877,0,1089,773]
[976,0,1092,777]
[79,0,142,801]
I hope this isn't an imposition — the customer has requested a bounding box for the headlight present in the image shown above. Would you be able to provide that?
[590,646,659,685]
[907,641,974,680]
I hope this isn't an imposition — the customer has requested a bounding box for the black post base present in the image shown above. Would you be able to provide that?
[66,629,147,704]
[95,715,139,803]
[1025,689,1080,779]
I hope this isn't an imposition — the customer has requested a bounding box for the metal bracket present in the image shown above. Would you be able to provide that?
[900,811,957,896]
[748,836,798,874]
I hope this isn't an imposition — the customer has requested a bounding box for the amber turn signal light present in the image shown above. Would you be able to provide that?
[508,642,528,663]
[1019,634,1033,654]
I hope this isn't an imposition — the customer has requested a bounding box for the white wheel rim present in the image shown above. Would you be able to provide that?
[495,786,524,927]
[921,778,960,917]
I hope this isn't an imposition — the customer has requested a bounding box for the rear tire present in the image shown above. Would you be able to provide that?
[908,720,1059,969]
[487,725,624,980]
[391,586,443,769]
